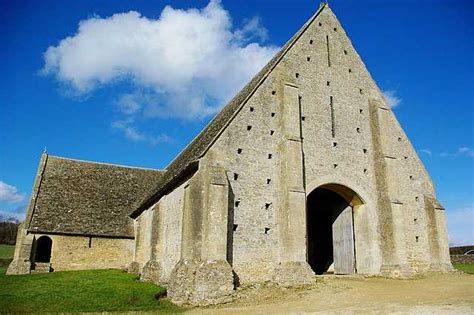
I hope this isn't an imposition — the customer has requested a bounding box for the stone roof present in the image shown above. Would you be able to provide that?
[26,154,164,238]
[132,4,328,217]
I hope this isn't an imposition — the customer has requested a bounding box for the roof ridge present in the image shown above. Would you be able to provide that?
[49,155,164,172]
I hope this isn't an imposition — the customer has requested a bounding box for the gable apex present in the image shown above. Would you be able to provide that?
[132,4,340,217]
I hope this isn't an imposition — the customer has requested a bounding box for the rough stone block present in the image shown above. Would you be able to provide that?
[274,261,314,287]
[168,259,234,306]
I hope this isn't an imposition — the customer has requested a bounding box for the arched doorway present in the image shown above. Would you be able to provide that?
[307,184,363,275]
[34,236,52,263]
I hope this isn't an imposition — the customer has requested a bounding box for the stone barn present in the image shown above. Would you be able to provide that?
[7,154,163,274]
[9,3,452,306]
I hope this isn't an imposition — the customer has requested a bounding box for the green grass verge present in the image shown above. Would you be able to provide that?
[0,269,183,313]
[0,244,14,259]
[454,263,474,274]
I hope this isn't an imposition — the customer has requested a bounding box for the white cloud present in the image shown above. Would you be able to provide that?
[447,204,474,246]
[111,119,172,146]
[0,181,25,204]
[382,90,402,108]
[437,147,474,159]
[419,149,432,156]
[0,205,26,222]
[458,147,474,158]
[41,0,279,122]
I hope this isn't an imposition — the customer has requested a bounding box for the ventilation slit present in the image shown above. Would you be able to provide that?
[247,125,252,131]
[265,203,271,209]
[326,35,331,67]
[237,148,243,154]
[233,173,239,180]
[268,154,273,159]
[270,130,275,136]
[235,200,240,207]
[330,96,335,137]
[250,106,254,112]
[264,228,270,234]
[266,179,271,184]
[233,224,238,231]
[88,237,92,248]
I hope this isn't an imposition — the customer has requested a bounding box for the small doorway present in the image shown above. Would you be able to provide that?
[307,185,361,275]
[34,236,52,263]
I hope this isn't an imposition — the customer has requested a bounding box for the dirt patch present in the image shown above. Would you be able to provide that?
[188,273,474,314]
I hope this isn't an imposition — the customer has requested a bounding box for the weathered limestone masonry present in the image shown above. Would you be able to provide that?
[132,3,452,305]
[7,153,163,275]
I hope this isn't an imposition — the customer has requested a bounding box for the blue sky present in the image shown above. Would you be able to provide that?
[0,0,472,245]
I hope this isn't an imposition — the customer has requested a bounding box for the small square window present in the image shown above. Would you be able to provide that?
[267,179,271,184]
[247,125,252,131]
[250,106,254,112]
[309,39,314,45]
[271,112,276,117]
[270,130,275,136]
[233,173,239,180]
[327,81,330,86]
[307,56,311,62]
[237,148,243,154]
[268,154,273,159]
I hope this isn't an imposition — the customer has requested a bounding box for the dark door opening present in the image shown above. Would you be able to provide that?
[307,187,355,275]
[34,236,52,263]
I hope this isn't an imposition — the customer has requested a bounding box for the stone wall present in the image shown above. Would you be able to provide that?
[137,180,185,283]
[451,255,474,264]
[7,229,134,274]
[206,5,451,281]
[42,234,133,271]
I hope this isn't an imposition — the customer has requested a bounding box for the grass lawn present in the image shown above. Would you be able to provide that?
[0,268,183,313]
[454,263,474,274]
[0,244,15,259]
